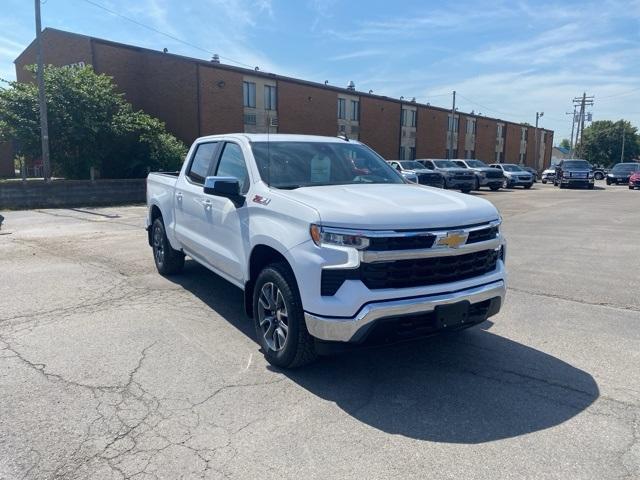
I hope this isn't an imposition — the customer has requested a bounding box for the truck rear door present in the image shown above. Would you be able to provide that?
[174,141,220,256]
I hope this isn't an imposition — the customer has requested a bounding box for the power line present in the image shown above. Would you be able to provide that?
[597,87,640,100]
[456,94,521,118]
[78,0,257,69]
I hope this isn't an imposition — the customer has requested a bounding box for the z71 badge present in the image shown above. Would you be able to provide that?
[252,195,271,205]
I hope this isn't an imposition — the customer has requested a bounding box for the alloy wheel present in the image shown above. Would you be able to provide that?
[257,282,289,352]
[153,225,165,267]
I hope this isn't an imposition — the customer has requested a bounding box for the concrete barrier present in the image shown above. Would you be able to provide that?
[0,179,146,209]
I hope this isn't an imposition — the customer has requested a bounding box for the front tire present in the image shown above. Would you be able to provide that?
[541,179,547,184]
[253,262,316,368]
[490,185,500,191]
[606,178,611,185]
[524,183,532,189]
[474,178,480,191]
[152,218,184,275]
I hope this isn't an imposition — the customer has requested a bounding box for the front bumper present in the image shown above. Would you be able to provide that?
[479,176,503,187]
[305,280,506,342]
[560,177,594,185]
[446,178,475,189]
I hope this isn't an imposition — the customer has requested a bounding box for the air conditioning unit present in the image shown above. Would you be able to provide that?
[243,113,257,125]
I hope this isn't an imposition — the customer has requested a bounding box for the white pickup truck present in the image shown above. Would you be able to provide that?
[146,134,507,367]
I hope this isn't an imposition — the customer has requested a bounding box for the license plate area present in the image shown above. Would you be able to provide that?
[434,301,470,329]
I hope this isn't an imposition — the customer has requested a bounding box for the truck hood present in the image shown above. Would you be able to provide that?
[280,184,499,230]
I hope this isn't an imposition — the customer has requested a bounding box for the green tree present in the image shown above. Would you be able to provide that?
[0,65,187,179]
[576,120,639,167]
[559,138,571,149]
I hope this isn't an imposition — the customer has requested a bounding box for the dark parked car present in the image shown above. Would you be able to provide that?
[522,166,539,182]
[554,159,594,189]
[606,163,640,185]
[452,159,504,191]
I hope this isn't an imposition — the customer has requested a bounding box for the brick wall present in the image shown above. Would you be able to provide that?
[504,123,522,163]
[198,65,244,135]
[14,29,93,83]
[0,179,145,209]
[277,80,337,136]
[416,107,447,159]
[476,118,497,163]
[92,42,145,109]
[359,97,401,159]
[525,126,537,168]
[457,116,467,156]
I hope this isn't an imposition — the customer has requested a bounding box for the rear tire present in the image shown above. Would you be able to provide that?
[152,218,184,275]
[630,185,634,190]
[594,172,604,180]
[490,185,500,191]
[541,179,547,184]
[588,184,594,190]
[606,178,611,185]
[253,262,317,368]
[474,178,480,191]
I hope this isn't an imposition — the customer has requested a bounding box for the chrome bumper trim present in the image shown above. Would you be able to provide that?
[304,280,506,342]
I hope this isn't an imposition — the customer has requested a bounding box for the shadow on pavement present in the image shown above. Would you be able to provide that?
[170,260,600,444]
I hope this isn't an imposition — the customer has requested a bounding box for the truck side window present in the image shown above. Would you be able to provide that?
[216,143,250,194]
[424,161,434,169]
[188,142,218,184]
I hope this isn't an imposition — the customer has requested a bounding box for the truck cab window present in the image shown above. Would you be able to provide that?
[188,142,217,184]
[216,143,249,194]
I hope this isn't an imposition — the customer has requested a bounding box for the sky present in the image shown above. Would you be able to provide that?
[1,0,639,143]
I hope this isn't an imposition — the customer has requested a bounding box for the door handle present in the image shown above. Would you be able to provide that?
[201,199,212,210]
[176,192,183,201]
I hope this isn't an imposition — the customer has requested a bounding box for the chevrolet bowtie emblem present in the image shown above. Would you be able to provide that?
[437,231,469,248]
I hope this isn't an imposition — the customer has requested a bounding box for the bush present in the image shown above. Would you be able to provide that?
[0,65,187,179]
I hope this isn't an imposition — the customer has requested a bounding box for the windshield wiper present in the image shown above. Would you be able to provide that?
[273,184,305,190]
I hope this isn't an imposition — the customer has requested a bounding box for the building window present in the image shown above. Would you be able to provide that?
[264,85,277,110]
[338,124,346,133]
[519,152,527,164]
[466,119,476,135]
[465,149,475,159]
[338,98,346,119]
[448,115,459,132]
[399,147,405,160]
[402,109,417,127]
[243,113,257,125]
[447,148,458,158]
[243,81,256,108]
[351,125,359,134]
[409,146,416,160]
[497,124,505,139]
[350,100,360,121]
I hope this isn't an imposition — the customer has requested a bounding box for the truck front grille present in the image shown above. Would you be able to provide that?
[320,249,499,295]
[486,170,503,179]
[368,235,436,251]
[417,173,442,185]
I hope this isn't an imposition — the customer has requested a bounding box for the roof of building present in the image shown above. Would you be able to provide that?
[554,146,571,154]
[16,28,553,135]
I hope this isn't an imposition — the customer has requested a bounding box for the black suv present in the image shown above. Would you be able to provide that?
[554,159,594,189]
[606,163,640,185]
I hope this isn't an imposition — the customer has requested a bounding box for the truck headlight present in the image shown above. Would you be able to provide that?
[310,225,370,250]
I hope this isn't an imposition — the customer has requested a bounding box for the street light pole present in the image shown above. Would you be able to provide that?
[35,0,51,181]
[448,90,456,159]
[534,112,543,170]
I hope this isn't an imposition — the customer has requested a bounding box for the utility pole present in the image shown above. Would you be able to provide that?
[448,90,456,159]
[534,112,544,170]
[567,106,577,158]
[572,92,594,154]
[620,125,626,163]
[35,0,51,181]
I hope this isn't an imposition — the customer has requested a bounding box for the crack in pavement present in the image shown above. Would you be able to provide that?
[507,286,640,313]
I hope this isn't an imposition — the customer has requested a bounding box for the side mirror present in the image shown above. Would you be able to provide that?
[203,176,244,204]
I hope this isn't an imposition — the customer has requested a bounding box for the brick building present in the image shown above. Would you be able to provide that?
[1,28,554,177]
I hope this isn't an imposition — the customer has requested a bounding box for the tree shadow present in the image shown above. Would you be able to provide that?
[168,260,599,444]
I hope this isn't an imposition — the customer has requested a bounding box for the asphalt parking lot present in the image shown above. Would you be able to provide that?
[1,182,639,480]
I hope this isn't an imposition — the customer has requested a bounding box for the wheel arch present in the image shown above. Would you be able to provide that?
[147,204,163,246]
[244,244,295,318]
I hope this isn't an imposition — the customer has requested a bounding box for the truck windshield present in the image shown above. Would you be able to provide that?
[433,160,458,168]
[502,165,524,172]
[465,160,487,168]
[562,160,591,169]
[251,141,404,189]
[399,161,426,170]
